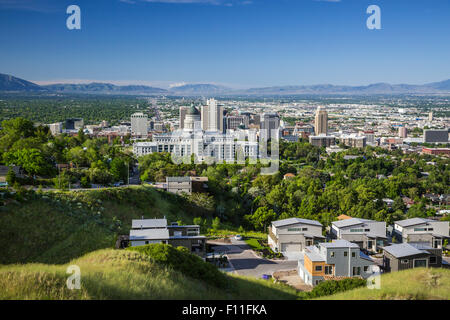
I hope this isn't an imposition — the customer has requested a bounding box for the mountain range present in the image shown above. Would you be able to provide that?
[1,73,450,96]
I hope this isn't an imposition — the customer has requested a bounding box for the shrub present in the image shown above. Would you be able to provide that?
[300,278,367,299]
[128,243,228,288]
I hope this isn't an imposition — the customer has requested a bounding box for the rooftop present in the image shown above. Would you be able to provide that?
[272,217,323,228]
[131,218,167,229]
[332,217,374,228]
[395,217,435,228]
[320,239,360,249]
[382,243,430,258]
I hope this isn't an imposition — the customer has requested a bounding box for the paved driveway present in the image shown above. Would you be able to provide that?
[209,240,298,279]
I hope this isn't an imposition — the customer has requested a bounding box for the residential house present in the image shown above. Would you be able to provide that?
[393,218,449,249]
[382,243,443,272]
[331,218,387,253]
[268,218,325,253]
[165,176,208,194]
[298,239,378,286]
[129,218,206,257]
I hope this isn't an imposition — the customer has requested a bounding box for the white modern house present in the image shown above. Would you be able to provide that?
[331,218,387,252]
[393,218,449,249]
[298,240,378,287]
[268,218,324,253]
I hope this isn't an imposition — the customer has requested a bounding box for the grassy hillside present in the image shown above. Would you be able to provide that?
[317,268,450,300]
[0,248,299,300]
[0,186,212,265]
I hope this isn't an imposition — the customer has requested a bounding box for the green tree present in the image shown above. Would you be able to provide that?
[246,206,277,231]
[212,217,221,231]
[5,168,16,186]
[110,158,127,182]
[3,148,50,176]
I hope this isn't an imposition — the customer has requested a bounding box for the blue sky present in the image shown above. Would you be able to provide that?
[0,0,449,88]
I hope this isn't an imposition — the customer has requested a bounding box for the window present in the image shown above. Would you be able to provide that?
[145,241,149,244]
[430,256,437,264]
[330,251,335,257]
[364,229,370,232]
[344,251,348,257]
[413,228,427,232]
[428,228,433,231]
[325,266,333,275]
[414,259,427,268]
[363,266,369,272]
[350,228,364,233]
[315,266,322,271]
[352,267,361,276]
[287,228,302,232]
[402,259,409,264]
[352,252,356,258]
[302,227,308,231]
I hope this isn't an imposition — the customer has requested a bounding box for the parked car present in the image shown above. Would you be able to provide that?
[234,234,243,241]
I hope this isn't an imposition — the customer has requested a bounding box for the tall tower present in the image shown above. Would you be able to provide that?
[179,106,187,129]
[201,98,223,132]
[314,106,328,135]
[429,112,433,122]
[131,112,148,137]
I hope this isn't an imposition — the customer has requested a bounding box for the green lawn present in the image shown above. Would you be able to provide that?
[245,238,266,251]
[316,268,450,300]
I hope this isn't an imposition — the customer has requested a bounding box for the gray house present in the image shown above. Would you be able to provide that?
[298,239,378,287]
[382,243,443,272]
[166,176,208,194]
[129,218,206,257]
[331,218,387,252]
[268,218,325,253]
[393,218,449,249]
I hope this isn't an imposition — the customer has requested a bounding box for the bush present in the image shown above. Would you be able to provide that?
[300,278,367,299]
[128,243,228,289]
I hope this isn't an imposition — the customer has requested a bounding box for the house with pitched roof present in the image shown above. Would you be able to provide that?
[382,242,443,272]
[268,218,325,253]
[331,218,387,253]
[298,239,378,286]
[393,218,449,249]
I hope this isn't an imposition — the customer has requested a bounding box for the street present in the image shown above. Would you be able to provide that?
[208,239,298,279]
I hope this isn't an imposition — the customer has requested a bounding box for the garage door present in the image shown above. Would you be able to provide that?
[281,243,302,252]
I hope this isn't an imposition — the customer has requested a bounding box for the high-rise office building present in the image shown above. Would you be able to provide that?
[179,106,187,129]
[48,122,63,135]
[225,115,249,130]
[201,98,224,132]
[314,106,328,136]
[429,112,433,122]
[398,126,407,138]
[131,112,148,137]
[65,118,84,131]
[423,129,449,143]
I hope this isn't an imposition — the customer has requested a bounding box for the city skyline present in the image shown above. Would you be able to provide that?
[0,0,449,87]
